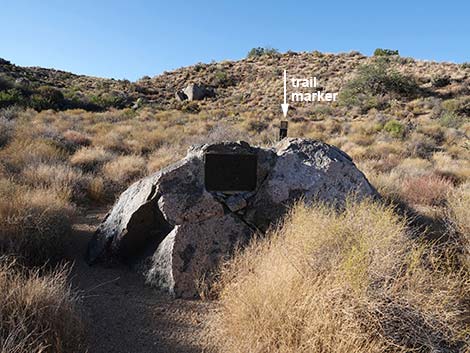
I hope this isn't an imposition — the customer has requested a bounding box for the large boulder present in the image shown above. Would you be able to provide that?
[182,84,214,101]
[87,139,378,298]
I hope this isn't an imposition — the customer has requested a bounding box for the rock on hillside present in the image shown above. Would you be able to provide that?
[87,138,378,298]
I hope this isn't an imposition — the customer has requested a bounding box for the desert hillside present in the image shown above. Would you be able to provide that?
[2,51,469,116]
[0,50,469,353]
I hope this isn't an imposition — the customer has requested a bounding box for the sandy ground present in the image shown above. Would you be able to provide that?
[65,208,216,353]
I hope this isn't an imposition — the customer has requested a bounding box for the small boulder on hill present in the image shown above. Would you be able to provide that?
[86,138,378,298]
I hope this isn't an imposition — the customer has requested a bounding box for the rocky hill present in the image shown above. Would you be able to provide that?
[1,51,469,119]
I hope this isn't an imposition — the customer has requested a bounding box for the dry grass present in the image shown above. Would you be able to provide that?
[447,183,470,269]
[70,146,114,172]
[209,200,470,353]
[102,154,146,185]
[0,179,74,266]
[401,174,453,206]
[0,257,84,353]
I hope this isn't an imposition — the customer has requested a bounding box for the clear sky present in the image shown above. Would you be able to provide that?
[1,0,469,81]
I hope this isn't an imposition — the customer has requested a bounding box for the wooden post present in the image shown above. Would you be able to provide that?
[279,120,288,141]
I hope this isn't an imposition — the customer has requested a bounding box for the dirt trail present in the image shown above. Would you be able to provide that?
[65,208,215,353]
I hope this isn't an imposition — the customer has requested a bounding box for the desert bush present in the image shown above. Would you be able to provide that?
[247,47,279,58]
[406,132,438,158]
[0,74,14,91]
[373,48,399,56]
[210,200,469,353]
[211,70,236,88]
[0,105,22,120]
[30,86,65,111]
[0,88,26,108]
[439,111,466,128]
[180,101,200,114]
[383,119,405,138]
[70,146,114,172]
[0,179,74,265]
[401,174,453,206]
[0,117,14,147]
[90,91,129,109]
[340,59,418,111]
[431,74,451,88]
[0,258,84,353]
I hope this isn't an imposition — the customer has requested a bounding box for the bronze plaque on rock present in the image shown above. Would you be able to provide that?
[204,153,257,192]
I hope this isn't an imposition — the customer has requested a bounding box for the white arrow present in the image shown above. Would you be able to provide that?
[281,69,289,118]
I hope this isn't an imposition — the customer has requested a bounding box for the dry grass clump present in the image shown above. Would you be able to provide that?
[70,146,114,172]
[209,200,469,353]
[22,163,90,203]
[401,174,453,206]
[102,154,146,185]
[0,257,84,353]
[0,138,66,174]
[0,179,74,266]
[147,145,183,174]
[447,183,470,269]
[62,129,91,149]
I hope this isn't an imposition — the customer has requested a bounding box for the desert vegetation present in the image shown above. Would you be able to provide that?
[209,200,469,352]
[0,50,468,352]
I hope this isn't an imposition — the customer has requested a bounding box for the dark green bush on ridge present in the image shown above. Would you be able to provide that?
[247,47,280,58]
[374,48,399,56]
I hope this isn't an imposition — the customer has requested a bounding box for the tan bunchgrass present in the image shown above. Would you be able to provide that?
[147,145,183,174]
[22,162,90,203]
[447,182,470,269]
[0,257,85,353]
[0,179,74,265]
[70,146,114,172]
[209,199,469,353]
[102,155,146,185]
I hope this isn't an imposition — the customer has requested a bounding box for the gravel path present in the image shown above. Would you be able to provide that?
[66,208,215,353]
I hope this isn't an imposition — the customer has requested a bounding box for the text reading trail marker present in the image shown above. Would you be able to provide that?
[280,69,289,141]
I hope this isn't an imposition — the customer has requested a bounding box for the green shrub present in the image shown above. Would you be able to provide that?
[384,119,405,138]
[0,88,25,108]
[442,97,470,116]
[340,59,418,111]
[374,48,399,56]
[90,91,128,109]
[247,47,279,58]
[439,111,466,128]
[212,70,236,87]
[0,74,14,91]
[30,86,64,111]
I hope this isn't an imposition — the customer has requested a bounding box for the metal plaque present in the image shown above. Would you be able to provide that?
[204,153,257,192]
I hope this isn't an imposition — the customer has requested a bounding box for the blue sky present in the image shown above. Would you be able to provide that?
[1,0,469,80]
